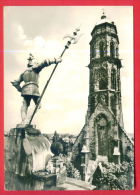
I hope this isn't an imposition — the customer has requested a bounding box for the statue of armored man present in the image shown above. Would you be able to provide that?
[11,54,62,125]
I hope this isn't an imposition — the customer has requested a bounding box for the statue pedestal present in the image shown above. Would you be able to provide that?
[5,125,55,190]
[32,172,57,190]
[51,156,67,185]
[16,123,36,129]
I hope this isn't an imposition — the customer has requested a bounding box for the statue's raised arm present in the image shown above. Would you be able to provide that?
[33,57,62,73]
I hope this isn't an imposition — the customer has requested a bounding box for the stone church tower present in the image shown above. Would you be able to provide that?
[87,13,123,124]
[72,13,133,179]
[86,13,123,161]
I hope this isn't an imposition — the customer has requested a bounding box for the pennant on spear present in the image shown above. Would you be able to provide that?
[28,28,81,126]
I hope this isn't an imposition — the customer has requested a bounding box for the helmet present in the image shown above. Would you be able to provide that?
[27,53,34,67]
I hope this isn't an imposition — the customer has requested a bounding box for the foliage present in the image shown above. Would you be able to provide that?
[65,161,81,180]
[52,131,59,142]
[51,131,74,156]
[125,149,134,162]
[94,161,134,190]
[51,142,63,156]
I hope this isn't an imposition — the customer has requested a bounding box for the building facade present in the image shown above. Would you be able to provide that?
[71,13,133,180]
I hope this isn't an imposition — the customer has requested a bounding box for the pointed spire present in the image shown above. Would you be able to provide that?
[101,9,106,19]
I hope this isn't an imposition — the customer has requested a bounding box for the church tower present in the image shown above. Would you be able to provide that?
[72,13,133,175]
[86,13,123,162]
[87,13,123,124]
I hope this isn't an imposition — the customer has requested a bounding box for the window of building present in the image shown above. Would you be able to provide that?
[111,69,116,89]
[99,79,107,90]
[110,95,116,115]
[93,46,96,58]
[99,41,104,58]
[116,47,119,58]
[98,68,108,90]
[96,115,108,156]
[110,41,115,57]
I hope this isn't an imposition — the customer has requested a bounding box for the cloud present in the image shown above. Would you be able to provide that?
[4,6,134,135]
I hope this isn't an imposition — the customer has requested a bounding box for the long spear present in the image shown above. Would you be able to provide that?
[28,28,80,126]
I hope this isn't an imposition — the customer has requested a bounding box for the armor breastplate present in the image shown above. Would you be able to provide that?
[21,69,40,97]
[22,69,39,84]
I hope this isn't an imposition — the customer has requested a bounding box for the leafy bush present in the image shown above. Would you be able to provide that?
[94,161,134,190]
[51,142,63,156]
[66,162,81,180]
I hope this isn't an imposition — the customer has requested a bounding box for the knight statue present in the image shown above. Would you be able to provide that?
[11,54,62,125]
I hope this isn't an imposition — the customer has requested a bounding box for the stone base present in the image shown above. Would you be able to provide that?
[57,177,96,190]
[32,172,57,190]
[97,155,108,162]
[5,126,54,190]
[57,170,67,185]
[16,123,36,129]
[25,126,41,135]
[16,124,41,136]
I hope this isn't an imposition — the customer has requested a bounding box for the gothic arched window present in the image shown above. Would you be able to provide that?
[110,42,115,57]
[116,47,119,58]
[110,95,116,115]
[99,41,104,58]
[99,79,107,90]
[95,114,108,156]
[111,69,116,89]
[93,46,96,58]
[98,68,108,90]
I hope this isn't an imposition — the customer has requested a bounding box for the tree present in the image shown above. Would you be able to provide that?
[52,131,59,143]
[51,142,63,156]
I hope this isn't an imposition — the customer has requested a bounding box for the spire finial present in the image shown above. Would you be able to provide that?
[101,8,106,19]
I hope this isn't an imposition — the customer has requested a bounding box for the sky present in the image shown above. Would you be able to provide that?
[4,6,133,135]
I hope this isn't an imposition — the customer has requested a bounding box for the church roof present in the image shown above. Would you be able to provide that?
[91,12,118,37]
[96,13,113,25]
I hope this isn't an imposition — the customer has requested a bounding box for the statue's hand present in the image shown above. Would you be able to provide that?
[54,57,62,64]
[11,81,22,92]
[45,57,62,66]
[17,87,22,92]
